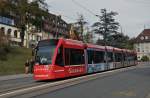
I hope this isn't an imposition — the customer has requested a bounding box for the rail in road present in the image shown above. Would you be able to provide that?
[0,65,138,98]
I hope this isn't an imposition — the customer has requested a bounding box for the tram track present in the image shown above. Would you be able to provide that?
[0,77,34,91]
[0,81,45,95]
[0,66,137,98]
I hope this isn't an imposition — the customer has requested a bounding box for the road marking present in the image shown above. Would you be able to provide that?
[0,66,136,97]
[112,90,136,97]
[146,93,150,98]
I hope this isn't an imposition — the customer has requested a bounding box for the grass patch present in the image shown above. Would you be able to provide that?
[0,47,32,75]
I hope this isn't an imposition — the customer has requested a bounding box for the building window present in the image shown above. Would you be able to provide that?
[145,36,148,39]
[138,48,140,52]
[7,28,12,36]
[0,16,14,25]
[140,36,144,40]
[14,30,17,38]
[0,27,5,35]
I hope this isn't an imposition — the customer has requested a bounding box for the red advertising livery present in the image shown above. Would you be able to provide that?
[34,38,137,80]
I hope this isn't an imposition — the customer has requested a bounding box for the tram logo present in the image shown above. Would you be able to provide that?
[69,68,82,73]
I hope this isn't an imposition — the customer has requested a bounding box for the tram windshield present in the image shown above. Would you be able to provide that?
[35,39,58,65]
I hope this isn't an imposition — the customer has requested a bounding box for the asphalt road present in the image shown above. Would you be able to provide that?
[32,64,150,98]
[0,75,44,94]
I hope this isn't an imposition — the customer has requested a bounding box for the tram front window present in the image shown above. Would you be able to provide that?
[36,46,56,65]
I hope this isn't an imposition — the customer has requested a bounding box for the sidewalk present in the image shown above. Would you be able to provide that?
[0,74,33,81]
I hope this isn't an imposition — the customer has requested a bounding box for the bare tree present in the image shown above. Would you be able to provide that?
[74,14,87,41]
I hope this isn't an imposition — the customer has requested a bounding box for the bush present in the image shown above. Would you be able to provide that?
[0,45,12,61]
[0,33,11,60]
[0,47,32,75]
[141,55,150,61]
[0,47,7,61]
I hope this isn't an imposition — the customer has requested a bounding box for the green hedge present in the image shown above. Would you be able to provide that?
[141,55,150,62]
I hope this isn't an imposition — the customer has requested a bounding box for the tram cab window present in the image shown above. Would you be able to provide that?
[35,46,55,65]
[35,39,58,65]
[55,46,64,66]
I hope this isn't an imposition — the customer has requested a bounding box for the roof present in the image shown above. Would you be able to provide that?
[135,29,150,43]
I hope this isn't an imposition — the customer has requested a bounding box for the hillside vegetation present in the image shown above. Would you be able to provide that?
[0,47,32,75]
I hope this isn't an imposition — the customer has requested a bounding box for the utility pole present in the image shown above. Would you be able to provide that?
[55,16,58,39]
[96,9,108,70]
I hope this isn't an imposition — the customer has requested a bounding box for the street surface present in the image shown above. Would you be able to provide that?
[33,64,150,98]
[0,63,150,98]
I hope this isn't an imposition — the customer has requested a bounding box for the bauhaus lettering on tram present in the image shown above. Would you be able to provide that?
[34,38,137,80]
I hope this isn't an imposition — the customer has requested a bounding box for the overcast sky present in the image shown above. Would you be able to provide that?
[46,0,150,38]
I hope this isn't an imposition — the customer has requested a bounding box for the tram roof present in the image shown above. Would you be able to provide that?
[60,38,86,49]
[87,44,106,51]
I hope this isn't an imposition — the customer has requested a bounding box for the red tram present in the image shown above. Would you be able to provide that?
[34,38,137,80]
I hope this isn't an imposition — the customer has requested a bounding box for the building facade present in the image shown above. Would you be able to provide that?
[42,14,70,39]
[134,29,150,60]
[0,0,70,48]
[0,12,70,48]
[0,15,42,47]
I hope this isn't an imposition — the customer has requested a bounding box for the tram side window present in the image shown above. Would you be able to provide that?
[70,49,84,65]
[123,53,126,61]
[126,54,130,61]
[115,53,122,62]
[88,50,105,64]
[127,54,133,61]
[94,51,105,63]
[87,50,94,64]
[134,55,137,60]
[131,55,136,61]
[55,47,64,66]
[107,52,113,62]
[65,48,84,65]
